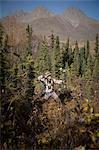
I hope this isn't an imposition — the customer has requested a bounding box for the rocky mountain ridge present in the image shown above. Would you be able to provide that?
[1,6,99,43]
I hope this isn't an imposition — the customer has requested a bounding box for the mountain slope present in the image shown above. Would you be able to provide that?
[16,6,54,23]
[1,6,99,43]
[59,7,99,41]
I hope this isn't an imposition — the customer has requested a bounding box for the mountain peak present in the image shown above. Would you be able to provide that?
[32,6,54,16]
[60,6,87,27]
[66,6,82,11]
[63,6,86,16]
[33,6,48,12]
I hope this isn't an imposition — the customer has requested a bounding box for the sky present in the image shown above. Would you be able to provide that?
[0,0,99,20]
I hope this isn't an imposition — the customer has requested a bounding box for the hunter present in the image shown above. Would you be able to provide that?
[38,71,63,106]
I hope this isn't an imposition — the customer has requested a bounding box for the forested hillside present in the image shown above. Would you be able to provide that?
[0,22,99,150]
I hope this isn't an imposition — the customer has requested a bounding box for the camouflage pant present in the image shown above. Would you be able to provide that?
[44,91,61,105]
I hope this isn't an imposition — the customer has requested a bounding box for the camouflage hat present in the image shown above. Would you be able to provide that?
[45,71,51,78]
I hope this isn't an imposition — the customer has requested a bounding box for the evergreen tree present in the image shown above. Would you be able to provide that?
[50,32,55,75]
[68,45,73,66]
[50,31,55,49]
[0,24,14,148]
[25,55,35,101]
[66,37,69,50]
[25,25,35,101]
[81,58,86,77]
[75,40,79,51]
[72,41,80,76]
[54,36,62,78]
[13,64,19,88]
[79,46,86,76]
[83,54,93,80]
[85,40,90,62]
[93,33,99,80]
[61,38,69,69]
[35,40,51,75]
[0,24,5,93]
[93,54,99,80]
[94,33,99,57]
[0,25,10,95]
[83,55,93,100]
[26,24,33,55]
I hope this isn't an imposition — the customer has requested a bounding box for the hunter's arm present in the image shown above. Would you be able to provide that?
[38,75,45,82]
[53,79,63,84]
